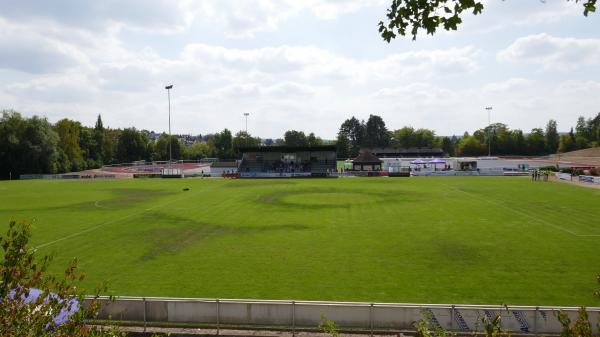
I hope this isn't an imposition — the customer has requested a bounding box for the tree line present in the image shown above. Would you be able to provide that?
[1,109,599,178]
[0,110,325,179]
[335,113,600,158]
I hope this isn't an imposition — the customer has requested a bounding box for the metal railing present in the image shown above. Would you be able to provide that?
[87,296,600,335]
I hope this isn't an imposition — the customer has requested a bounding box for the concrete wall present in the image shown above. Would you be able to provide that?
[88,297,600,334]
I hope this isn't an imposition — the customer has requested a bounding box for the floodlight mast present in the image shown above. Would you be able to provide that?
[244,112,250,146]
[485,106,493,157]
[165,85,174,168]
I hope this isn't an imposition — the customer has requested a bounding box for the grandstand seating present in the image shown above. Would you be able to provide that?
[239,159,335,175]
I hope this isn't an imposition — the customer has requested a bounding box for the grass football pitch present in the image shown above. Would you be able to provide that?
[0,176,599,306]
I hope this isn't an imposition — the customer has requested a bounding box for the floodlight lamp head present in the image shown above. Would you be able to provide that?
[165,85,173,90]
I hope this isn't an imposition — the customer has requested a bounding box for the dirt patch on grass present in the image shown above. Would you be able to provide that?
[95,188,173,209]
[224,180,297,188]
[433,240,487,266]
[137,213,308,262]
[257,188,417,209]
[9,188,173,213]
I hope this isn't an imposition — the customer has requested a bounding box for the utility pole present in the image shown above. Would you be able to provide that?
[485,106,493,157]
[165,84,174,167]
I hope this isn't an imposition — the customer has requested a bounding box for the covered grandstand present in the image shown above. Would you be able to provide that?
[238,145,336,177]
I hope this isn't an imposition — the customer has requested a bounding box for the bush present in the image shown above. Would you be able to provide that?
[539,165,559,172]
[560,167,574,174]
[562,167,586,175]
[554,307,597,337]
[0,221,122,336]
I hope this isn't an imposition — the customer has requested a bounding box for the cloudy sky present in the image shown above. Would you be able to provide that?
[1,1,599,138]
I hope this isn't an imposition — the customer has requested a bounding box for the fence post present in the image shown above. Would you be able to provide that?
[143,297,147,333]
[216,299,220,336]
[534,307,539,336]
[370,303,374,337]
[292,301,296,337]
[450,305,455,331]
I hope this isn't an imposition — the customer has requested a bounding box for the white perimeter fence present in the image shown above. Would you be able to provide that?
[579,175,600,185]
[88,297,600,334]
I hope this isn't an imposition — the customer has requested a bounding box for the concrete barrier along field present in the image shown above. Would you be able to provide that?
[88,297,600,334]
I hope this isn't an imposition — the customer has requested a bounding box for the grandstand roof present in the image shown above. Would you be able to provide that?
[353,150,382,164]
[367,147,444,158]
[238,145,336,153]
[211,161,238,168]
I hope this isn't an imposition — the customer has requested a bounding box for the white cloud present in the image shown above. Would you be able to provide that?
[197,0,386,38]
[482,78,535,93]
[0,19,91,74]
[208,82,318,99]
[455,1,584,35]
[6,73,97,103]
[0,1,385,38]
[0,0,195,34]
[180,43,480,84]
[0,1,598,138]
[557,80,600,95]
[497,33,600,71]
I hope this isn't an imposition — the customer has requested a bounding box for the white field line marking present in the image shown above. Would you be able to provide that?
[443,184,600,238]
[36,188,212,249]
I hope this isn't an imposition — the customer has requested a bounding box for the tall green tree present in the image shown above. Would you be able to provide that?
[0,111,60,179]
[391,127,438,148]
[391,127,415,148]
[283,130,308,146]
[511,129,526,156]
[480,123,511,155]
[339,117,365,157]
[92,115,105,163]
[233,131,261,157]
[156,134,182,161]
[441,136,456,156]
[413,128,437,148]
[78,127,97,168]
[55,119,85,171]
[545,119,560,154]
[211,129,234,159]
[456,135,485,156]
[116,128,148,163]
[558,128,577,153]
[363,114,390,148]
[525,128,546,155]
[307,132,323,146]
[233,131,261,148]
[336,132,351,159]
[102,129,119,165]
[590,112,600,143]
[184,142,211,160]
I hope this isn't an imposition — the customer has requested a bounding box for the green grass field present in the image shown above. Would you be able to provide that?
[0,177,599,306]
